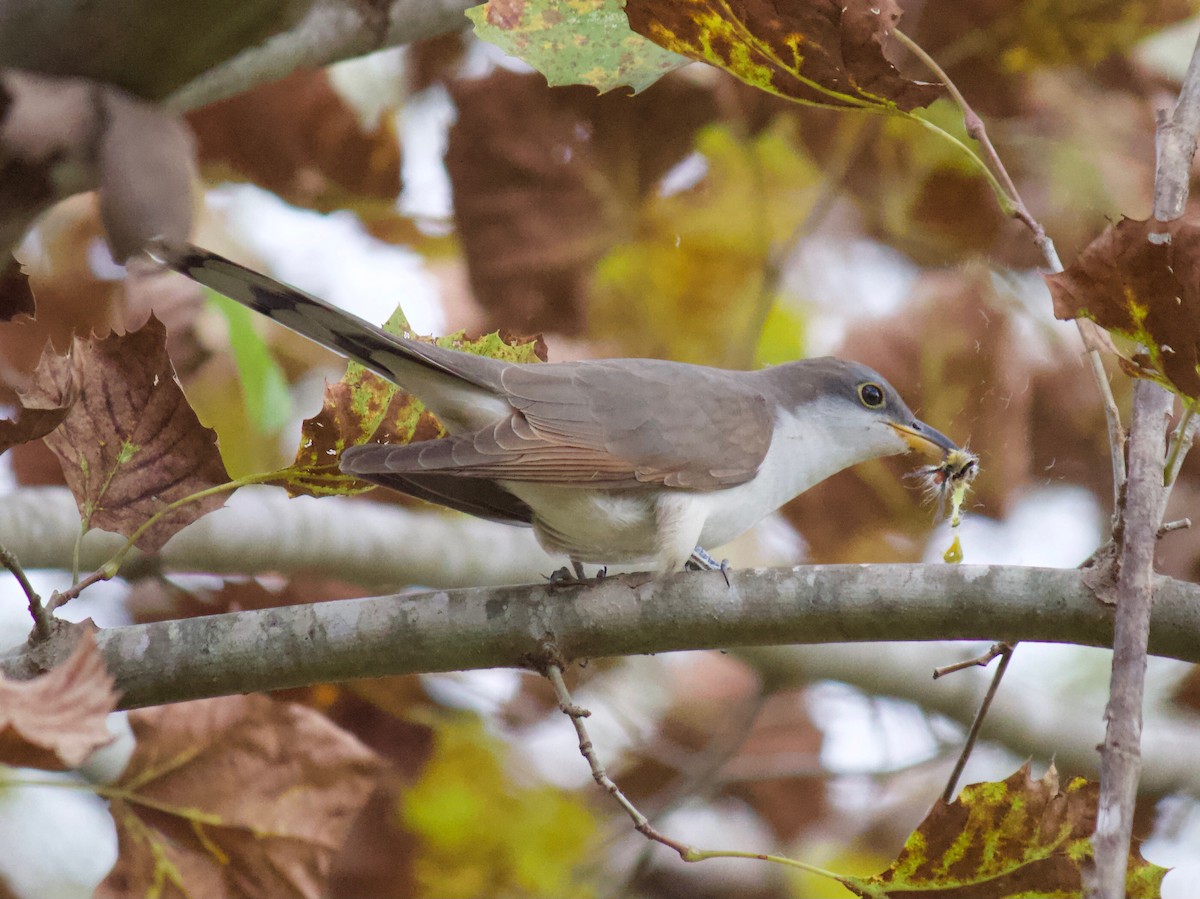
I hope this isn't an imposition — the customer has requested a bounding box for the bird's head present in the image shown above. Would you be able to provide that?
[766,357,960,467]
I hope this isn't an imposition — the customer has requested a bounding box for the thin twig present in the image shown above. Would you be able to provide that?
[544,661,695,858]
[1158,518,1191,538]
[1163,405,1196,490]
[895,28,1126,502]
[0,543,51,641]
[543,658,845,882]
[941,643,1014,803]
[932,640,1011,680]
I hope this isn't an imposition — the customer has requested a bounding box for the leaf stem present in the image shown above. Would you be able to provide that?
[47,472,277,612]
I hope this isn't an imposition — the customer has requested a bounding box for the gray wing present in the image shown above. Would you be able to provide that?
[343,360,775,491]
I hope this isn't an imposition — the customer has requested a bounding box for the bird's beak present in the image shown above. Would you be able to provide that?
[890,419,959,459]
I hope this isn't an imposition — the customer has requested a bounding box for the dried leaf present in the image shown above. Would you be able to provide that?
[187,69,401,208]
[843,764,1166,898]
[273,328,544,498]
[1047,216,1200,404]
[590,118,821,365]
[99,695,383,899]
[0,394,72,456]
[0,632,118,770]
[0,257,34,322]
[624,0,941,111]
[17,316,231,552]
[447,69,717,332]
[467,0,691,94]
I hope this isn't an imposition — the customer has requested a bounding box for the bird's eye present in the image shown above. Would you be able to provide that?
[858,383,885,408]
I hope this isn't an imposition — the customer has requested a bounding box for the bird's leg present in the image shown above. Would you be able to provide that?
[685,546,732,587]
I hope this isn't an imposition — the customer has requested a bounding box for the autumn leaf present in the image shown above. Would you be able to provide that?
[1047,216,1200,404]
[98,695,382,899]
[590,118,820,366]
[17,316,231,552]
[841,764,1166,898]
[0,631,118,770]
[624,0,941,111]
[272,322,545,498]
[186,68,401,209]
[0,396,72,457]
[446,69,718,333]
[467,0,691,95]
[0,257,34,322]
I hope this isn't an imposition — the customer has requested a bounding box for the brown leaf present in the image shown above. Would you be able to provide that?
[446,70,718,332]
[279,366,443,498]
[625,0,940,111]
[0,256,33,322]
[187,69,401,209]
[855,763,1166,897]
[17,316,231,552]
[0,631,118,770]
[0,393,72,456]
[99,695,383,899]
[1048,216,1200,402]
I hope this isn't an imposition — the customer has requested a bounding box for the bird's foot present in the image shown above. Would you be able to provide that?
[685,546,732,587]
[548,561,608,589]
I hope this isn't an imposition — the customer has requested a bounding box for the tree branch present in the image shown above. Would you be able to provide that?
[0,485,562,589]
[167,0,473,112]
[739,642,1200,796]
[1087,29,1200,897]
[4,564,1200,710]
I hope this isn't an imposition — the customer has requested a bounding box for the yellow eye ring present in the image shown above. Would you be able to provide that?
[858,382,885,408]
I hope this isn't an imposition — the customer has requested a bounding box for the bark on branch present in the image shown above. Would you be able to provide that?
[4,564,1200,710]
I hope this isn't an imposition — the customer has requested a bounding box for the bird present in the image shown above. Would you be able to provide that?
[148,241,961,575]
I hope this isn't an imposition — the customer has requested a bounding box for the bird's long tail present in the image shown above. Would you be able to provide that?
[145,241,510,427]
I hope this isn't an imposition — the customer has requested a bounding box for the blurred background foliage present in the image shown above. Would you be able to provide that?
[4,0,1200,896]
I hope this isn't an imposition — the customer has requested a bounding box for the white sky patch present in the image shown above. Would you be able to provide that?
[0,771,118,899]
[783,236,921,354]
[922,485,1103,568]
[206,183,446,335]
[327,46,407,132]
[657,151,709,197]
[398,84,456,224]
[458,30,538,80]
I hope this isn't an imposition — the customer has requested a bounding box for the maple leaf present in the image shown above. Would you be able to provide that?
[17,316,231,552]
[624,0,941,111]
[1047,216,1200,405]
[0,631,118,770]
[0,257,34,322]
[840,763,1167,898]
[98,695,382,899]
[272,324,545,499]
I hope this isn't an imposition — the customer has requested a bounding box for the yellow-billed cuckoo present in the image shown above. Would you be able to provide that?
[149,242,960,574]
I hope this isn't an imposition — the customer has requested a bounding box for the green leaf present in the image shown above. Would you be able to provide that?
[208,290,294,434]
[467,0,691,94]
